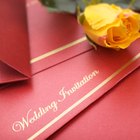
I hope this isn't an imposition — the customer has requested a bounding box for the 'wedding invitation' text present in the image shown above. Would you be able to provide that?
[12,70,99,132]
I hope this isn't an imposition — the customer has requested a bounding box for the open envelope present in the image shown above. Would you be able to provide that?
[0,0,31,84]
[0,0,140,140]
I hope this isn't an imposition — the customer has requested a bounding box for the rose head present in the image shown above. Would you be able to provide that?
[79,3,140,49]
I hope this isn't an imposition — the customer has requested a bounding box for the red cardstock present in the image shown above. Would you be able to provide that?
[0,0,31,84]
[49,67,140,140]
[0,0,140,139]
[26,0,92,74]
[0,42,140,139]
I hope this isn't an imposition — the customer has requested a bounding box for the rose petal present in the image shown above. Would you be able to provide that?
[84,3,122,30]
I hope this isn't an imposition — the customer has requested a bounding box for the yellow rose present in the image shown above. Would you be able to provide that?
[79,3,140,49]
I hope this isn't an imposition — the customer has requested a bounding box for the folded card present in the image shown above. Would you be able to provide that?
[0,0,31,84]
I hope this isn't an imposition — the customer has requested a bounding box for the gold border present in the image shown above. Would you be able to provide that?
[30,37,87,64]
[28,53,140,140]
[27,1,87,64]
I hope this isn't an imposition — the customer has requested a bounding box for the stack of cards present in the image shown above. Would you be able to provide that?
[0,0,139,139]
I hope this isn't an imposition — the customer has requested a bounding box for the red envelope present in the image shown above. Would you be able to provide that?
[26,0,92,74]
[0,0,140,139]
[0,0,31,84]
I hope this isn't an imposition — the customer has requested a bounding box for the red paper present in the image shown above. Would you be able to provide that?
[0,0,31,84]
[26,0,92,74]
[0,43,139,139]
[0,0,140,139]
[49,67,140,140]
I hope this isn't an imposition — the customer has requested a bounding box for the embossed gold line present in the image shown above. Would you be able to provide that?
[28,53,140,140]
[30,37,87,64]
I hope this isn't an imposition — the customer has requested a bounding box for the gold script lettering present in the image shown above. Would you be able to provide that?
[58,70,99,102]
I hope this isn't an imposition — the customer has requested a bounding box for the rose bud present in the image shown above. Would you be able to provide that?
[79,3,140,49]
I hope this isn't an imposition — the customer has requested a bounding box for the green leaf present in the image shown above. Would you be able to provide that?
[40,0,140,14]
[40,0,77,13]
[101,0,140,11]
[133,0,140,11]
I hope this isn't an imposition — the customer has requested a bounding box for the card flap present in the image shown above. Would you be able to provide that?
[0,0,31,84]
[0,61,29,84]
